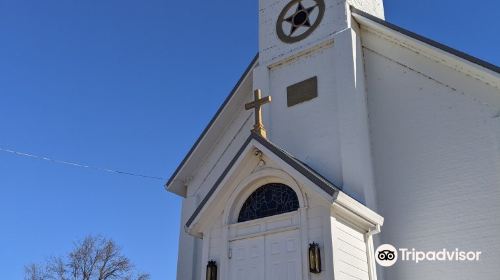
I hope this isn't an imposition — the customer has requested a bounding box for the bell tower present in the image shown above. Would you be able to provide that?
[258,0,384,65]
[253,0,384,207]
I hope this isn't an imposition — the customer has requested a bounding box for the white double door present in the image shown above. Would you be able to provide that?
[229,229,302,280]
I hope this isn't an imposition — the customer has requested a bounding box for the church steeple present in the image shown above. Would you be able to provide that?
[258,0,384,66]
[252,0,384,205]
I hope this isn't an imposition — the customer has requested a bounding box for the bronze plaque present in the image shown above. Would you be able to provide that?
[287,76,318,107]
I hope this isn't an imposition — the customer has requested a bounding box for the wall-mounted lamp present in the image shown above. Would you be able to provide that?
[206,260,217,280]
[309,242,322,273]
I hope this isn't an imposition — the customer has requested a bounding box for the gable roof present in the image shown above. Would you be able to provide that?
[166,8,500,197]
[351,7,500,74]
[185,132,341,228]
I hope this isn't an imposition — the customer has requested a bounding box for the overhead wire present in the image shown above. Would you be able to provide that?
[0,147,165,181]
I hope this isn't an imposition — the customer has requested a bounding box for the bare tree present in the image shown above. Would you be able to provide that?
[25,236,149,280]
[25,264,49,280]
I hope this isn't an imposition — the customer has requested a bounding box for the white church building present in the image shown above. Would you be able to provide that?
[166,0,500,279]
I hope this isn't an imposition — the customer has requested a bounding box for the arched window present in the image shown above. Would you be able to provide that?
[237,183,299,223]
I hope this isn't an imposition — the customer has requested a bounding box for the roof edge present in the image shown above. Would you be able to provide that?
[185,134,253,228]
[351,7,500,74]
[165,53,259,192]
[251,133,341,196]
[185,132,341,229]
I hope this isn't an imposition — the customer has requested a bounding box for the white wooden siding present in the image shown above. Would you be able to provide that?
[333,219,370,280]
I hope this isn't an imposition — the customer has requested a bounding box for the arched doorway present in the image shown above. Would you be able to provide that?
[228,183,303,280]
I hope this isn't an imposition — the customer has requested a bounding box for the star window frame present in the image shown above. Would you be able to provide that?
[276,0,325,44]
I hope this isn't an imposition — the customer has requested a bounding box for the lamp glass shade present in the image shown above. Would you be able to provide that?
[309,243,322,273]
[206,260,217,280]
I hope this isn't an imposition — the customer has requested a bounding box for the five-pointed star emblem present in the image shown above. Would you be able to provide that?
[284,1,318,36]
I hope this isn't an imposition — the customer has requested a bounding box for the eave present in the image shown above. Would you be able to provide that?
[185,132,342,229]
[351,7,500,88]
[184,133,383,236]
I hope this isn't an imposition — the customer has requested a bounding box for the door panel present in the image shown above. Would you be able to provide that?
[229,230,301,280]
[230,236,265,280]
[265,230,301,280]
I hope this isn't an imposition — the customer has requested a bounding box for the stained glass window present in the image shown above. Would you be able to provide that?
[237,183,299,223]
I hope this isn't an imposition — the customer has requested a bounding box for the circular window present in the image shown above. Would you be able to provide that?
[276,0,325,44]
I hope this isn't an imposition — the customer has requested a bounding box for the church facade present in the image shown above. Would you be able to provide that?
[166,0,500,279]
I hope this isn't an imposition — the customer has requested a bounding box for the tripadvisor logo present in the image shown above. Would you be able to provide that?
[375,244,398,267]
[375,244,482,267]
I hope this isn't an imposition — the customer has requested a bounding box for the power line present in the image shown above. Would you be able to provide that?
[0,147,165,181]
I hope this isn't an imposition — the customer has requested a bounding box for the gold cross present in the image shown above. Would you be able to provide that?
[245,89,272,138]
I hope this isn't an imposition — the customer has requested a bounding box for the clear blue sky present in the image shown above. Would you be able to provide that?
[0,0,498,279]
